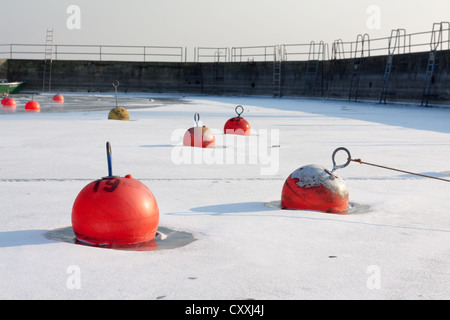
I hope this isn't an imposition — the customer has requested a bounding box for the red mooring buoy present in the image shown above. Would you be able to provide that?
[25,100,40,112]
[53,94,64,103]
[71,142,160,246]
[224,105,251,136]
[183,113,215,148]
[281,148,351,214]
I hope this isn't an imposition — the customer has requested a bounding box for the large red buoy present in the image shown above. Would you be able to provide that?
[53,94,64,103]
[71,142,159,246]
[25,100,41,112]
[224,105,251,136]
[281,148,351,214]
[183,113,215,148]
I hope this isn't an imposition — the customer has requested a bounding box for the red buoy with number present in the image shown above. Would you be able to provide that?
[53,94,64,103]
[183,113,215,148]
[72,175,159,246]
[71,143,160,246]
[224,105,251,136]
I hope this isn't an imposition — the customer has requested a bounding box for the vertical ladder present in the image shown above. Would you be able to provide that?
[303,41,324,96]
[273,45,284,97]
[213,50,225,95]
[331,39,345,60]
[380,29,406,104]
[42,28,54,92]
[421,50,438,107]
[349,34,370,101]
[421,22,450,106]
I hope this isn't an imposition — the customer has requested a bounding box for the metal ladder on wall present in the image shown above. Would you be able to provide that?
[349,34,370,102]
[303,41,325,95]
[273,45,285,97]
[42,28,54,92]
[213,50,225,95]
[379,29,406,104]
[421,22,450,106]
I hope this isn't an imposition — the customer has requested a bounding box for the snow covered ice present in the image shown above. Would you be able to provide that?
[0,93,449,299]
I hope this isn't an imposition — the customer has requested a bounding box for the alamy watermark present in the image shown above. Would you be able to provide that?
[66,265,81,290]
[171,128,280,175]
[67,5,81,30]
[366,5,381,30]
[367,265,381,290]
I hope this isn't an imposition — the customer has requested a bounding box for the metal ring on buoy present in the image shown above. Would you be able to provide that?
[235,105,244,117]
[331,147,352,173]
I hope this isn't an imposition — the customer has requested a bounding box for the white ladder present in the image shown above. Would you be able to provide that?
[273,45,285,97]
[42,28,54,92]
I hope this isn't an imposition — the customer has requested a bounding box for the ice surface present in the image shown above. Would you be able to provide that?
[0,93,449,299]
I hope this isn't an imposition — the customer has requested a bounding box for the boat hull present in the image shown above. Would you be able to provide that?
[0,82,24,94]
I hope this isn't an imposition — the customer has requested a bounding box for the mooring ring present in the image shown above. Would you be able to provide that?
[235,105,244,117]
[331,147,351,173]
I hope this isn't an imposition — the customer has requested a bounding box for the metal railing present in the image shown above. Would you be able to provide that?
[0,22,449,63]
[194,47,230,62]
[0,44,185,62]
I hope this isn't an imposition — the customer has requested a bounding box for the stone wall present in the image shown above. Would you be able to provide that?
[5,49,450,105]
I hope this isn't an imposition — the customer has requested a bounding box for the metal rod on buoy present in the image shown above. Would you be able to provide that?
[113,80,120,108]
[106,142,113,177]
[194,113,200,127]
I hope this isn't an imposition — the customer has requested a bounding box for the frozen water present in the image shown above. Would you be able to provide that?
[0,93,449,299]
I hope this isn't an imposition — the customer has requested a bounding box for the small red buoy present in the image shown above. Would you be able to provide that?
[25,100,40,112]
[183,113,215,148]
[224,105,251,136]
[71,142,159,246]
[53,94,64,103]
[2,97,16,108]
[281,148,352,214]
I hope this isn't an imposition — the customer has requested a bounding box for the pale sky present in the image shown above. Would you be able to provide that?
[0,0,448,48]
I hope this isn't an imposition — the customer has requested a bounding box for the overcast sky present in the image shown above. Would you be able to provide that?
[0,0,448,48]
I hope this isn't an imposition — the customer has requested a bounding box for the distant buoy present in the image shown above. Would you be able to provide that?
[108,107,129,121]
[71,142,159,246]
[25,100,40,112]
[2,97,16,108]
[281,148,351,214]
[224,105,251,136]
[108,81,129,120]
[183,113,215,148]
[53,94,64,103]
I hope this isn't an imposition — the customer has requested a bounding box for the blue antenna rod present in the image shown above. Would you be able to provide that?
[106,142,113,177]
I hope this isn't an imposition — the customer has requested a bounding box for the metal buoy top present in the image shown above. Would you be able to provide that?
[331,147,351,173]
[105,142,118,178]
[194,113,200,127]
[113,80,120,107]
[235,105,244,118]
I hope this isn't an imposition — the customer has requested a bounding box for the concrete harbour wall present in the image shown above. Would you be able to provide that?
[4,49,450,106]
